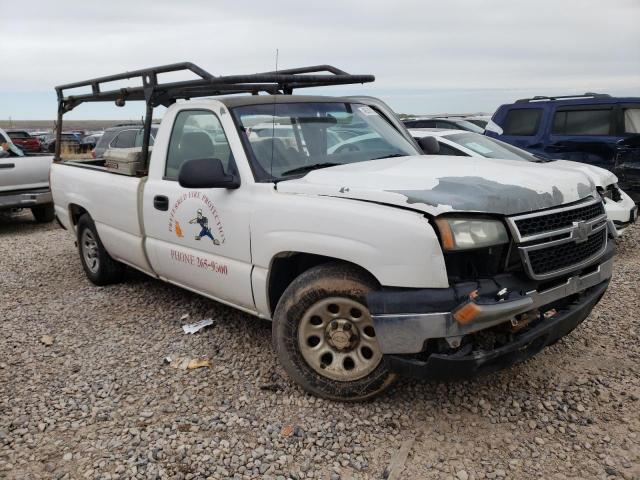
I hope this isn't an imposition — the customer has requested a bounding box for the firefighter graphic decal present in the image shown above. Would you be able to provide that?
[168,192,226,245]
[189,208,220,245]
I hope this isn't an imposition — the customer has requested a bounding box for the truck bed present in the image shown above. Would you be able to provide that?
[50,161,154,274]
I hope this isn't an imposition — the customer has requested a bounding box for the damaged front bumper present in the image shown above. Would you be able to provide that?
[367,250,614,379]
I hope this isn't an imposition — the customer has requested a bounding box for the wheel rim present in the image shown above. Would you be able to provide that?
[298,297,383,382]
[81,229,100,273]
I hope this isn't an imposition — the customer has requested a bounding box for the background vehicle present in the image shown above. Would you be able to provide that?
[0,127,55,222]
[51,63,615,401]
[485,93,640,202]
[80,132,103,153]
[41,132,81,154]
[5,129,42,153]
[93,124,158,158]
[410,128,638,234]
[31,131,51,145]
[403,116,485,133]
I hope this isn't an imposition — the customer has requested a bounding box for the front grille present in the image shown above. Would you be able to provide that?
[507,199,609,280]
[527,229,606,276]
[515,201,604,238]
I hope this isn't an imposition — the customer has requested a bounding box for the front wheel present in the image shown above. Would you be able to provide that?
[76,214,124,286]
[273,262,396,401]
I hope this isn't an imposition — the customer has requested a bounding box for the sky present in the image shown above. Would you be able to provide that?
[1,0,639,120]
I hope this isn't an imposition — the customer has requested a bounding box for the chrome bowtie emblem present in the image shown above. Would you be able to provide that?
[572,220,590,243]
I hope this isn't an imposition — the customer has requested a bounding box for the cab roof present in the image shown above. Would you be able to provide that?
[219,94,354,109]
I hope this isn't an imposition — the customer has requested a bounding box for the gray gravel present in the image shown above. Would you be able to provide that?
[1,209,639,480]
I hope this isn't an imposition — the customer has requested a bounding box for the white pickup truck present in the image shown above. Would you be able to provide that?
[0,127,55,222]
[50,64,616,400]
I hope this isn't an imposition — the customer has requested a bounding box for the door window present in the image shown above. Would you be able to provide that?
[502,109,542,136]
[112,129,137,148]
[623,108,640,134]
[552,109,612,135]
[166,110,233,181]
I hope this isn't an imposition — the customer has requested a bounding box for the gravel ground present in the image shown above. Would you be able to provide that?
[1,210,639,480]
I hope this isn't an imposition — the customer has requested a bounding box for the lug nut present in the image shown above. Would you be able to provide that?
[331,321,339,330]
[343,323,352,331]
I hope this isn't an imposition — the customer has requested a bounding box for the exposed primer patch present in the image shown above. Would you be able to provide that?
[390,176,595,215]
[577,181,597,199]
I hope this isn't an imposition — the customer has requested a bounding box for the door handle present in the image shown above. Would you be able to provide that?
[0,163,15,169]
[153,195,169,211]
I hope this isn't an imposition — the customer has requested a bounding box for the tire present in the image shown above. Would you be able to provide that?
[273,262,396,401]
[31,204,55,223]
[76,214,124,286]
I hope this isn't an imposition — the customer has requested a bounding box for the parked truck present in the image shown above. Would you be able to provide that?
[0,127,55,222]
[50,63,615,400]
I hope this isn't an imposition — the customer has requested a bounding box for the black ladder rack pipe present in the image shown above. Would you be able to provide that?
[53,62,375,169]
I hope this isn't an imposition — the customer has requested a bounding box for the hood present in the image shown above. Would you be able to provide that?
[551,160,617,188]
[277,155,599,216]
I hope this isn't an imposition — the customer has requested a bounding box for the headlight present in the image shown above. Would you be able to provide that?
[435,217,509,251]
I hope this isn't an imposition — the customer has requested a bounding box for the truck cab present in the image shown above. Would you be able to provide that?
[50,63,616,400]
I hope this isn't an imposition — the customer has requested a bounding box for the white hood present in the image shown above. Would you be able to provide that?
[552,160,617,188]
[277,155,599,216]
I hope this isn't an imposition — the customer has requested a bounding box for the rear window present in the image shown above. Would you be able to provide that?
[8,131,30,139]
[503,109,542,136]
[112,129,138,148]
[552,109,612,135]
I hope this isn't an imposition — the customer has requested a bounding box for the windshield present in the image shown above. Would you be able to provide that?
[467,119,488,128]
[232,102,420,181]
[446,132,539,161]
[450,120,485,134]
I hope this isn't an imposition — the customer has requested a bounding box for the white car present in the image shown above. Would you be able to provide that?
[410,128,638,235]
[0,127,55,222]
[51,63,617,400]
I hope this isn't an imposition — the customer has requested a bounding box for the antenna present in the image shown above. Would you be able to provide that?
[270,49,279,181]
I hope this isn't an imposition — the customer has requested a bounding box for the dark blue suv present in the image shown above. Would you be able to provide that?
[486,93,640,201]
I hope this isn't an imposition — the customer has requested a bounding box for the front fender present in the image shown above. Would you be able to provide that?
[251,193,449,289]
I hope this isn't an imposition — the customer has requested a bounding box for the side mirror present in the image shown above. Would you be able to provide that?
[417,136,440,155]
[178,158,240,189]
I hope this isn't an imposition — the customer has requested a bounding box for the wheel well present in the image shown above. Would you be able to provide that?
[68,204,89,226]
[267,252,378,316]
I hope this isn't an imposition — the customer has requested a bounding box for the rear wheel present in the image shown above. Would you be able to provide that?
[76,214,124,285]
[31,204,55,223]
[273,262,396,401]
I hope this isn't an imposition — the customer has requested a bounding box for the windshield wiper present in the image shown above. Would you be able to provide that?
[281,162,341,177]
[370,153,405,160]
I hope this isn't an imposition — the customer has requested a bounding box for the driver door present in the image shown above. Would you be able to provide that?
[143,109,254,311]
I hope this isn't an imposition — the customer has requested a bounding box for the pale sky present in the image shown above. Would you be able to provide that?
[1,0,639,119]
